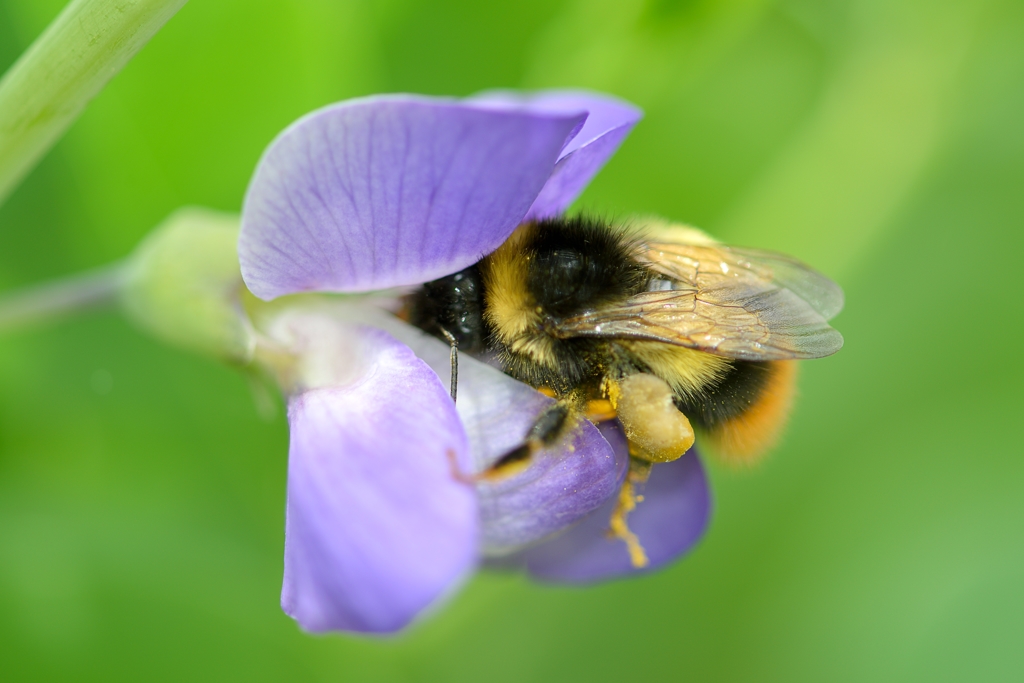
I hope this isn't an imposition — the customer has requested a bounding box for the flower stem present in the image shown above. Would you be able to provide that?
[0,0,189,208]
[0,263,127,335]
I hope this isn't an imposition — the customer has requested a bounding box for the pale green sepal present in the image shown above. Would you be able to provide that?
[0,0,189,207]
[120,207,256,364]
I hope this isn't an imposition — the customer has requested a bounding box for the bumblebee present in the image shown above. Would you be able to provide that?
[404,215,842,562]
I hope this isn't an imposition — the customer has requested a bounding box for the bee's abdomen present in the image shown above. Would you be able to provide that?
[674,360,774,430]
[675,360,798,465]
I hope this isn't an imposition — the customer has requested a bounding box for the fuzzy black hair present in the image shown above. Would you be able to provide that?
[523,215,649,320]
[674,360,774,430]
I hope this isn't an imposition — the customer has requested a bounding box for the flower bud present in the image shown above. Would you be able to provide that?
[120,207,256,363]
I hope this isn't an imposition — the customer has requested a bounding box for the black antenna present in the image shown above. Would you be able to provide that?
[438,327,458,403]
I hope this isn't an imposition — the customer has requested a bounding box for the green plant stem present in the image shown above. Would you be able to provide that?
[0,263,126,335]
[0,0,189,208]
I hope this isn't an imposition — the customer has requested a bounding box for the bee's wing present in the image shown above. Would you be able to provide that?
[722,246,845,321]
[554,242,844,361]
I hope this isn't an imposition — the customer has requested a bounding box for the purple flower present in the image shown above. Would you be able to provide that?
[239,91,711,634]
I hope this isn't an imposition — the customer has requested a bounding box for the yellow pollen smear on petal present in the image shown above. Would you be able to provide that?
[608,459,653,569]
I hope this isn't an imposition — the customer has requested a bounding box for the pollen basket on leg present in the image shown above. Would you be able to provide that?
[612,373,694,463]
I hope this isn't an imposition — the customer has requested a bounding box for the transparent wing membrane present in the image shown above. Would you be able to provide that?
[554,241,844,361]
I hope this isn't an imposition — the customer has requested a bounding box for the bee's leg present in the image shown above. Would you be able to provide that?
[608,457,654,568]
[601,374,696,569]
[488,400,573,475]
[536,388,617,421]
[584,398,617,423]
[445,401,576,485]
[478,401,575,481]
[608,373,694,463]
[437,327,458,403]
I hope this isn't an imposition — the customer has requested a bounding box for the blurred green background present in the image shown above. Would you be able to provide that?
[1,0,1023,680]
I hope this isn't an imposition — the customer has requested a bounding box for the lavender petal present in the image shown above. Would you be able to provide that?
[280,330,477,634]
[369,311,625,554]
[240,95,585,300]
[470,90,642,219]
[522,447,710,583]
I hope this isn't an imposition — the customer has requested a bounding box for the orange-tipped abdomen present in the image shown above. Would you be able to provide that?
[707,361,798,467]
